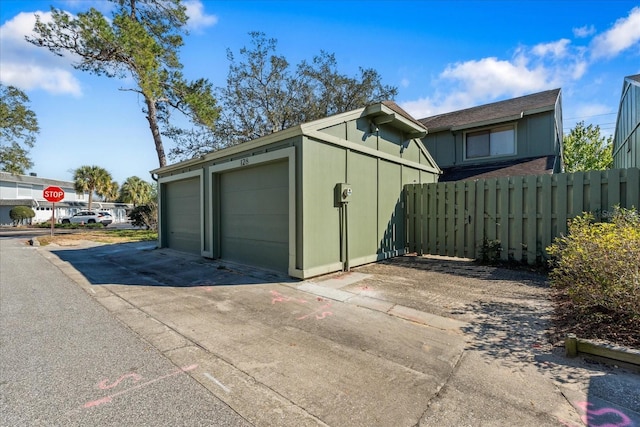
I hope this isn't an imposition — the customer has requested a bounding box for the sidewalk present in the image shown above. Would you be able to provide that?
[40,239,640,426]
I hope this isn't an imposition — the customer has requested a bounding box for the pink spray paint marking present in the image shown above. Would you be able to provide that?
[297,301,333,320]
[98,372,142,390]
[270,290,307,305]
[270,290,333,320]
[83,364,198,409]
[575,401,634,427]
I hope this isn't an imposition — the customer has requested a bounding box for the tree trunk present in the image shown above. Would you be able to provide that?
[145,97,167,168]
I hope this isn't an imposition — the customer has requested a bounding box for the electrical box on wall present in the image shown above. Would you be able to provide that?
[334,183,353,206]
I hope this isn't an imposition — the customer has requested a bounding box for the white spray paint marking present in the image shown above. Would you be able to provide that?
[204,372,230,393]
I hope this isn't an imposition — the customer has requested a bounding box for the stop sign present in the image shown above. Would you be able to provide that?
[43,186,65,203]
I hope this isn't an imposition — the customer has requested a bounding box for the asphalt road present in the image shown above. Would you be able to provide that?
[0,237,251,427]
[3,233,638,427]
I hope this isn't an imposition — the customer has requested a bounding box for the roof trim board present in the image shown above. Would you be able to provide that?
[450,113,524,132]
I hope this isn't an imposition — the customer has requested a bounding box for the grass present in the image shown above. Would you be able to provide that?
[37,228,157,246]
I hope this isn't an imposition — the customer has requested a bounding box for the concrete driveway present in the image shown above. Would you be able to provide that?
[37,240,639,427]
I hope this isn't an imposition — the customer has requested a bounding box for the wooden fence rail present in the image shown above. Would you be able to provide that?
[405,168,640,264]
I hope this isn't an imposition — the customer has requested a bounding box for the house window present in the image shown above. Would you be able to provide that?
[465,125,516,159]
[17,183,32,198]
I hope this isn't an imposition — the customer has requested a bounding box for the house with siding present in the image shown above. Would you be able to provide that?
[419,88,563,181]
[151,101,440,278]
[0,171,130,225]
[613,74,640,169]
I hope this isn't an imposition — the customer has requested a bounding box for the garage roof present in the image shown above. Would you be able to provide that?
[152,102,436,176]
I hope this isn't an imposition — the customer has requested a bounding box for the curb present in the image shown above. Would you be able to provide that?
[565,334,640,372]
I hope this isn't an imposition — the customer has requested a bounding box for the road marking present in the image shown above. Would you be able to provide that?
[83,364,198,408]
[98,372,142,390]
[204,372,230,393]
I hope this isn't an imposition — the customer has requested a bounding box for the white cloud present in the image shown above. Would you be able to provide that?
[400,40,589,119]
[532,39,571,58]
[441,56,550,97]
[574,103,612,119]
[184,0,218,32]
[590,6,640,59]
[1,63,81,95]
[573,25,595,38]
[0,11,82,96]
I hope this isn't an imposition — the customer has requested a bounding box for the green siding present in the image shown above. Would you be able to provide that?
[377,130,404,158]
[220,161,289,272]
[424,132,456,168]
[378,160,403,253]
[613,78,640,169]
[347,152,378,260]
[165,177,200,254]
[520,114,554,157]
[318,123,345,140]
[401,139,421,163]
[423,110,558,168]
[301,142,345,270]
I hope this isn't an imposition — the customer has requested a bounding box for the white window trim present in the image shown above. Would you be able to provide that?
[463,123,517,161]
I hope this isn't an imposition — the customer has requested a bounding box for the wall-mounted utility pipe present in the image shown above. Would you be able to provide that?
[344,202,350,271]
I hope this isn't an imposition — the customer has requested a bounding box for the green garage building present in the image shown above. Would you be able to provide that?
[152,102,440,278]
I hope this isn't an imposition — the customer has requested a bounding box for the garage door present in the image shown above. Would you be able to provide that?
[220,160,289,272]
[165,177,200,254]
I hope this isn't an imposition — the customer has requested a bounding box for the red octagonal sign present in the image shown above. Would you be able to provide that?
[43,186,65,203]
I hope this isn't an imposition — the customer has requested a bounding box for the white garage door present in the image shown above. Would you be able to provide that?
[220,161,289,272]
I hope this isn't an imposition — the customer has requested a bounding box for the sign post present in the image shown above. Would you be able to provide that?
[43,186,65,237]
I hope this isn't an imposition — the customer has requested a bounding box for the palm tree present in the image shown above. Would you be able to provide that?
[119,176,153,207]
[73,165,113,211]
[99,181,120,202]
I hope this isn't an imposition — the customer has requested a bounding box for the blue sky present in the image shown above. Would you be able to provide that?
[1,0,639,185]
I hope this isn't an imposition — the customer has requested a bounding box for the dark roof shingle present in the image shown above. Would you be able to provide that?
[439,155,557,182]
[626,74,640,84]
[381,100,427,130]
[419,88,560,131]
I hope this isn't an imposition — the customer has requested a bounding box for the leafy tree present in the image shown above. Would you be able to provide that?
[28,0,219,168]
[100,180,120,202]
[119,176,153,206]
[563,121,613,172]
[73,165,113,211]
[0,84,40,174]
[168,32,397,160]
[9,205,35,225]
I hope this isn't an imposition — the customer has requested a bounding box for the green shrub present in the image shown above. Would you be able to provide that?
[36,222,103,229]
[9,205,35,225]
[129,203,157,231]
[546,206,640,334]
[479,237,502,263]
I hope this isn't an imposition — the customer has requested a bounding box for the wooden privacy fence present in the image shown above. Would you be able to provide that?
[405,168,640,264]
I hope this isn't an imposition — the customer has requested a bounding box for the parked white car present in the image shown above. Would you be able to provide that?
[61,211,113,226]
